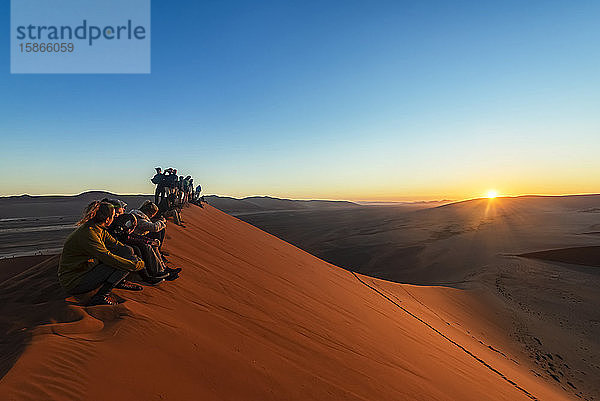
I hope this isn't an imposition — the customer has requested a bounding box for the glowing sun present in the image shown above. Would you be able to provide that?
[486,190,499,199]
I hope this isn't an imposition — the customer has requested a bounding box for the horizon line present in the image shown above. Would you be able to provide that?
[1,190,599,204]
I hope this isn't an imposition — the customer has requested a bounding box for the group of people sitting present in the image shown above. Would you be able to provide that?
[57,192,194,306]
[152,167,205,207]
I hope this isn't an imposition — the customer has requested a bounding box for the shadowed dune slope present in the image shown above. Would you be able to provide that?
[0,206,570,401]
[520,246,600,267]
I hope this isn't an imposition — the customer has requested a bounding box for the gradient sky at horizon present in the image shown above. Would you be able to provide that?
[1,0,599,201]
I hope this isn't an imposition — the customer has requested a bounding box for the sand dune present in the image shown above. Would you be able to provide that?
[0,192,154,220]
[206,195,360,214]
[520,246,600,267]
[212,195,600,399]
[0,205,577,400]
[0,193,357,258]
[235,195,600,284]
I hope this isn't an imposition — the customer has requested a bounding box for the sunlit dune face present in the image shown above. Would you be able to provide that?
[486,190,498,199]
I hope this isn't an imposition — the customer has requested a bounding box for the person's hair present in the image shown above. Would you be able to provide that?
[139,200,159,216]
[78,201,115,225]
[101,198,127,210]
[155,167,161,172]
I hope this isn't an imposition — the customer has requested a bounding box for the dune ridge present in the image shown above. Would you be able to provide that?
[0,205,575,400]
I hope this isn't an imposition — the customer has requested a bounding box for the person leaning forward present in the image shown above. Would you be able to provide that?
[58,201,145,306]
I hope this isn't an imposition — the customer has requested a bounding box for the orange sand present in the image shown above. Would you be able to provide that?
[0,206,572,400]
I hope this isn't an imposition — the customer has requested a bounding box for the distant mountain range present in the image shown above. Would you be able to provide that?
[0,192,154,219]
[204,195,360,214]
[0,192,360,219]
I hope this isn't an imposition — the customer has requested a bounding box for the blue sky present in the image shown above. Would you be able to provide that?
[1,0,599,200]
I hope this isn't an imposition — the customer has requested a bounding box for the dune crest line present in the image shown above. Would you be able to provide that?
[349,271,538,401]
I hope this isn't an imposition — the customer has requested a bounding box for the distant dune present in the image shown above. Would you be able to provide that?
[205,195,360,214]
[0,205,574,400]
[0,192,154,220]
[234,194,600,284]
[0,192,356,258]
[355,200,453,207]
[0,192,154,259]
[520,246,600,267]
[231,194,600,399]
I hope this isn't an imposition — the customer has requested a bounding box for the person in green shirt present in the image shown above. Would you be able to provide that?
[58,201,145,306]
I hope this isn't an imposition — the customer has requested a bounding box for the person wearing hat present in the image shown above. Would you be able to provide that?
[58,201,145,306]
[131,200,181,279]
[108,213,169,285]
[102,198,127,216]
[151,167,166,204]
[163,168,179,199]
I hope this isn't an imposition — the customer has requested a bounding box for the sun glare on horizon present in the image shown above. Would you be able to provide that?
[486,189,499,199]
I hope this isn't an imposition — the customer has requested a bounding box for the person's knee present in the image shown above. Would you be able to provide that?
[115,244,136,260]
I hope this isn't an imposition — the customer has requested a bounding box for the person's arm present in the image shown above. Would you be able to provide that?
[137,216,166,233]
[103,230,123,252]
[128,233,159,246]
[82,227,143,272]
